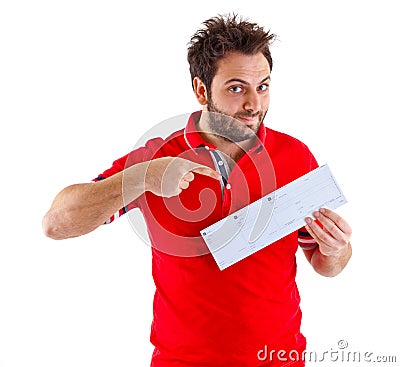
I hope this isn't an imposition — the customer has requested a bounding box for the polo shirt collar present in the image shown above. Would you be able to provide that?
[184,110,266,153]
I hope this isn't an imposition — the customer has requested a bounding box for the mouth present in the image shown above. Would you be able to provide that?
[236,116,258,126]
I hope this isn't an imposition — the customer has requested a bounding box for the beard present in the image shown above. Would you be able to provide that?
[206,98,267,143]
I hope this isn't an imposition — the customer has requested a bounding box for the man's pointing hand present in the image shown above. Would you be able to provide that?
[145,156,222,198]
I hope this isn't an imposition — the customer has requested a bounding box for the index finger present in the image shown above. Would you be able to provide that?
[191,165,222,180]
[318,207,352,234]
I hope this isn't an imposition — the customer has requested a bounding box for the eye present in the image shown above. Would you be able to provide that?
[228,85,244,94]
[258,84,269,92]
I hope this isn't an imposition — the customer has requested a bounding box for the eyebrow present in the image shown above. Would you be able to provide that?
[224,76,271,85]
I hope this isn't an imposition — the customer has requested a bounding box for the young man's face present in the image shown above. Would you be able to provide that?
[206,51,271,142]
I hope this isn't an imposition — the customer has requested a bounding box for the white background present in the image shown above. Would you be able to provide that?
[1,0,399,366]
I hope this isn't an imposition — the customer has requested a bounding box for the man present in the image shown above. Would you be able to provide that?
[43,14,352,367]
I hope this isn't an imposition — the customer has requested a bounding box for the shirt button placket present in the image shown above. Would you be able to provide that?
[222,182,232,215]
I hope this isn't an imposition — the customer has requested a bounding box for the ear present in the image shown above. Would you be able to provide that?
[192,77,208,105]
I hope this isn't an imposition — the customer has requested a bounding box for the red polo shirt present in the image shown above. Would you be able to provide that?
[94,111,318,366]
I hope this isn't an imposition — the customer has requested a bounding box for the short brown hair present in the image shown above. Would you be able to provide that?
[187,14,276,92]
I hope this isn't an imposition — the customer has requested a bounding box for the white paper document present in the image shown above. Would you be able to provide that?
[200,164,347,270]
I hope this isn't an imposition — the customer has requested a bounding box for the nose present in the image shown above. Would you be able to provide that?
[243,89,262,114]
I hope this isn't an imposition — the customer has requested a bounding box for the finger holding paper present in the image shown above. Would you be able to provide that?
[305,208,352,257]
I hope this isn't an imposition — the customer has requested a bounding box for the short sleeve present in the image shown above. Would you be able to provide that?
[92,145,152,224]
[298,226,318,250]
[309,149,319,172]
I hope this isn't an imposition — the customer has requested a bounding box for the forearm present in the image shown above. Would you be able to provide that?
[310,242,352,277]
[42,162,149,240]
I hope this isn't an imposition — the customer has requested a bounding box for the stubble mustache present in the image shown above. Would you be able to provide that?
[233,110,266,122]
